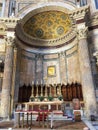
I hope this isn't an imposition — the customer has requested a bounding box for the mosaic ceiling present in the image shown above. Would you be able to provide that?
[23,11,72,39]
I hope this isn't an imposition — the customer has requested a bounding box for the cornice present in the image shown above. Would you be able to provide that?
[0,17,19,29]
[69,5,90,21]
[0,18,20,39]
[0,22,7,36]
[15,36,78,54]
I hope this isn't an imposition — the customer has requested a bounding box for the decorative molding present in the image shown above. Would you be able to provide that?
[69,5,90,21]
[0,22,7,36]
[15,35,78,54]
[0,18,19,28]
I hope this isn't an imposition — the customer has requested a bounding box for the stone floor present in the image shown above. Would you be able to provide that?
[1,116,98,130]
[0,120,89,130]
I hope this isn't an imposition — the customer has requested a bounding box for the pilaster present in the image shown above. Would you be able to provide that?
[58,52,67,84]
[35,54,44,84]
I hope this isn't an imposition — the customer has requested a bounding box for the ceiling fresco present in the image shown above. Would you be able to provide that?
[23,11,72,39]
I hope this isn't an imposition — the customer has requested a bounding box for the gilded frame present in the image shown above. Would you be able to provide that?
[47,66,56,77]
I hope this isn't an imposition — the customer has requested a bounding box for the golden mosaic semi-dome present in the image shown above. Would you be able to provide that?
[23,11,72,39]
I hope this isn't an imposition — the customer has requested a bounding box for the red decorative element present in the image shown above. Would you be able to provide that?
[36,111,48,121]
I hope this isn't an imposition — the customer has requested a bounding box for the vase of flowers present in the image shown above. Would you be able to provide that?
[58,95,63,101]
[38,96,44,101]
[48,96,54,101]
[30,97,34,102]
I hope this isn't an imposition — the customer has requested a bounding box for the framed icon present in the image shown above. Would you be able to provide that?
[47,66,56,76]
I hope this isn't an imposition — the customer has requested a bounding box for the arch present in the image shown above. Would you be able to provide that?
[16,0,77,18]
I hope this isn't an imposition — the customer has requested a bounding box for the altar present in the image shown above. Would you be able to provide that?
[14,109,73,128]
[15,101,63,112]
[14,100,84,128]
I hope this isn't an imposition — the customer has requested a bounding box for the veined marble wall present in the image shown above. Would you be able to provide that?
[19,51,35,86]
[67,49,80,83]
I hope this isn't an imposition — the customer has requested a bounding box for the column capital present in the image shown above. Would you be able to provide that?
[5,36,15,47]
[77,24,88,40]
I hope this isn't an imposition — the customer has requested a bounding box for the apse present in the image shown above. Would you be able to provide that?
[23,11,72,40]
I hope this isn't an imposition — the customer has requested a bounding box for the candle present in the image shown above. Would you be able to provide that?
[41,80,42,84]
[36,81,38,85]
[32,81,34,85]
[48,104,51,110]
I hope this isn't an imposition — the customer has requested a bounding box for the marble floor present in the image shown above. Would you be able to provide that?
[0,119,89,130]
[1,116,98,130]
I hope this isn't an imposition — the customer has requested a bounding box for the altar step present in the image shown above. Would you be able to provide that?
[19,112,64,120]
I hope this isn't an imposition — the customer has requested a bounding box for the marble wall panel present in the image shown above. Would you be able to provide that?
[59,54,67,84]
[67,52,81,83]
[19,56,35,85]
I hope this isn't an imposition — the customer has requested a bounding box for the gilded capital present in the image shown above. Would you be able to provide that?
[77,26,88,40]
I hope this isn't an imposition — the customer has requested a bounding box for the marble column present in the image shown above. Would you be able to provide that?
[78,25,97,118]
[0,37,14,118]
[14,48,21,102]
[11,47,17,116]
